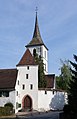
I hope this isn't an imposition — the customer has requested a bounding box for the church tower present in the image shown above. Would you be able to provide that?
[26,12,48,74]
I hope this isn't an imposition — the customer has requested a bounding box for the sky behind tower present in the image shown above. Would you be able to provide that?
[0,0,77,75]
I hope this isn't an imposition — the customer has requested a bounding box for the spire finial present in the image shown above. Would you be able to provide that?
[35,7,38,14]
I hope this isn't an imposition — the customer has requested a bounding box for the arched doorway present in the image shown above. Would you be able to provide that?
[22,95,32,111]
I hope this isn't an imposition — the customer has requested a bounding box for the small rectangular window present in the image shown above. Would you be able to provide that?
[5,92,9,97]
[16,102,18,109]
[30,84,33,90]
[17,91,18,96]
[0,92,2,97]
[45,90,47,94]
[0,91,9,97]
[18,103,21,108]
[18,80,19,85]
[26,74,28,79]
[45,51,46,58]
[27,66,29,70]
[22,84,25,90]
[53,90,54,95]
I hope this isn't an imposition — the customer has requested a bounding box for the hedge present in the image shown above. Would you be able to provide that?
[4,102,13,110]
[0,106,12,116]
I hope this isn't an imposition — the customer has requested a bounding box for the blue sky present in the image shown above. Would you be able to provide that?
[0,0,77,75]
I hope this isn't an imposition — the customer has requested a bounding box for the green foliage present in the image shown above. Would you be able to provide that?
[4,102,13,110]
[56,59,71,91]
[33,51,47,88]
[63,104,71,114]
[0,106,12,116]
[0,102,14,116]
[68,55,77,113]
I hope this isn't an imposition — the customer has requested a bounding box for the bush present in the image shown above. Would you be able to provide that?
[0,106,12,116]
[60,104,77,119]
[63,104,71,114]
[4,102,13,111]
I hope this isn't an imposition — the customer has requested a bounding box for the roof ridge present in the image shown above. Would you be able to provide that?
[0,68,17,70]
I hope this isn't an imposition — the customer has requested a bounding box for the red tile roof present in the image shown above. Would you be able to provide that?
[0,69,17,90]
[17,49,36,66]
[0,68,55,90]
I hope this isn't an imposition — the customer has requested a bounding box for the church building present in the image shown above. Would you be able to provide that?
[0,12,66,113]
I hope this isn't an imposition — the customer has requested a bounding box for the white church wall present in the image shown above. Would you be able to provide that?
[15,65,38,113]
[0,91,15,108]
[38,90,53,111]
[38,90,67,111]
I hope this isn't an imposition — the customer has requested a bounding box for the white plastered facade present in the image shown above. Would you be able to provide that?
[14,64,67,113]
[15,65,38,113]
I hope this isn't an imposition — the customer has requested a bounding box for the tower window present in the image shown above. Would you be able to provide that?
[18,80,19,85]
[45,51,46,58]
[22,84,25,90]
[26,74,28,79]
[33,49,36,57]
[17,91,18,96]
[44,63,46,71]
[27,66,29,70]
[30,84,33,90]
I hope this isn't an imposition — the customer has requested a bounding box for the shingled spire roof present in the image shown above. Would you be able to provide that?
[26,12,47,49]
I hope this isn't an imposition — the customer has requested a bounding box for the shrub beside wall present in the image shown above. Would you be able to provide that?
[4,102,13,111]
[0,102,14,116]
[0,107,12,116]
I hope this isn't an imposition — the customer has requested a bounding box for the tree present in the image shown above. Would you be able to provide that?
[56,59,71,90]
[68,55,77,113]
[33,50,47,88]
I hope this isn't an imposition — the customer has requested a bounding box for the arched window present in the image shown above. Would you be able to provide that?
[33,48,36,57]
